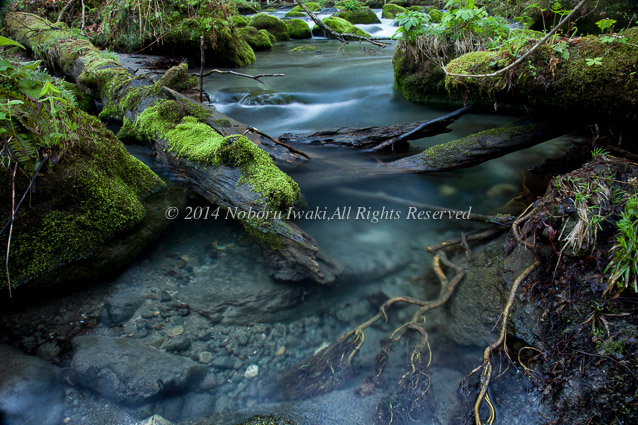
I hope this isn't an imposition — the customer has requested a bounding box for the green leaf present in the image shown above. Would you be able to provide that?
[0,36,25,49]
[0,59,15,72]
[585,57,603,66]
[20,60,42,70]
[19,78,44,99]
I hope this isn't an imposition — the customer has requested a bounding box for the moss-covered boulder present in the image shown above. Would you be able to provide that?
[284,10,307,18]
[250,13,290,42]
[0,104,166,292]
[238,26,273,51]
[426,7,442,23]
[230,14,250,28]
[392,41,452,103]
[316,16,371,38]
[236,1,261,15]
[445,28,638,122]
[382,3,406,19]
[334,7,381,24]
[285,19,312,39]
[290,2,322,13]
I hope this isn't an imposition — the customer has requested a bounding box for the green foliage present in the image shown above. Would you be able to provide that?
[342,0,361,12]
[393,11,431,42]
[585,57,603,66]
[605,195,638,294]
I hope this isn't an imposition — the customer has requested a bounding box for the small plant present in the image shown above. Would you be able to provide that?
[586,57,603,66]
[393,11,431,42]
[342,0,361,12]
[591,147,610,159]
[552,40,569,60]
[605,195,638,294]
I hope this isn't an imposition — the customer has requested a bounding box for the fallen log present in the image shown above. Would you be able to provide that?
[5,12,341,284]
[387,117,568,173]
[279,105,475,152]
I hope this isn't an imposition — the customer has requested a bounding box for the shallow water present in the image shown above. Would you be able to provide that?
[0,9,578,425]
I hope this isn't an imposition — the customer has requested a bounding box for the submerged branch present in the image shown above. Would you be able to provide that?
[197,69,285,84]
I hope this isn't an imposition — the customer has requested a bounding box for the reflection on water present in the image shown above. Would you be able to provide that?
[0,9,578,425]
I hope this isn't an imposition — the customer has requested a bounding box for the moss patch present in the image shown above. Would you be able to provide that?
[334,7,381,24]
[320,16,370,37]
[285,19,312,40]
[382,3,406,19]
[238,26,273,51]
[250,13,290,42]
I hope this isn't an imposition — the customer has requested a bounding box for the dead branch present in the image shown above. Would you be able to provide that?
[56,0,74,23]
[197,69,284,84]
[243,126,311,159]
[295,0,391,48]
[443,0,587,79]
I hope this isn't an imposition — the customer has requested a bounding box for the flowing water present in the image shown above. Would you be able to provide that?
[0,9,578,425]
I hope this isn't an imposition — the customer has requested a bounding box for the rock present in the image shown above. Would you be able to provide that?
[37,340,62,362]
[250,13,290,42]
[101,287,145,325]
[316,16,370,38]
[180,392,217,419]
[486,183,518,198]
[334,7,381,24]
[165,325,184,337]
[285,19,312,39]
[138,415,174,425]
[164,336,191,352]
[212,357,234,369]
[439,184,457,197]
[0,344,65,425]
[238,26,273,51]
[198,351,214,364]
[276,346,286,356]
[70,336,206,405]
[382,3,406,19]
[244,364,259,378]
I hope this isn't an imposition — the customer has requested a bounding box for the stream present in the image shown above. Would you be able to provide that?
[0,9,581,425]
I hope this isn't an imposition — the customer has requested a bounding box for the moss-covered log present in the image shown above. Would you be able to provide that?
[387,118,567,172]
[5,12,341,284]
[445,28,638,123]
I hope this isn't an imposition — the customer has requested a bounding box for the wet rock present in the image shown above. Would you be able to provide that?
[198,351,214,364]
[445,237,542,347]
[165,325,184,337]
[0,344,65,425]
[70,336,207,405]
[175,273,306,325]
[139,415,174,425]
[165,336,191,352]
[180,393,217,419]
[101,287,145,325]
[212,357,234,369]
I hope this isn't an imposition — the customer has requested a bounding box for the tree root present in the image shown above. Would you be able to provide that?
[276,229,503,402]
[466,203,541,425]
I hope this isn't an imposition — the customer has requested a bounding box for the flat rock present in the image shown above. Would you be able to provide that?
[70,336,207,405]
[0,344,65,425]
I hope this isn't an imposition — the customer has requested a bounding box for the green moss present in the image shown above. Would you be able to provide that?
[134,100,299,211]
[238,26,273,51]
[250,13,290,42]
[285,10,306,18]
[285,19,312,40]
[236,414,296,425]
[320,16,370,37]
[3,108,164,287]
[334,7,381,24]
[290,2,321,13]
[290,45,319,53]
[156,63,197,92]
[230,15,250,28]
[426,7,442,23]
[382,3,406,19]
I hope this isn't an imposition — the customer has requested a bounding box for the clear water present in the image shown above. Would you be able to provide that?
[0,9,578,425]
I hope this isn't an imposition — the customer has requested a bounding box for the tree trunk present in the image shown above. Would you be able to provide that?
[5,12,342,284]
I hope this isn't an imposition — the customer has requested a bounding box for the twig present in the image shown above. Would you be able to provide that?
[443,0,587,79]
[5,163,17,298]
[56,0,74,23]
[80,0,85,32]
[199,35,204,103]
[243,126,311,159]
[196,69,284,84]
[461,232,472,262]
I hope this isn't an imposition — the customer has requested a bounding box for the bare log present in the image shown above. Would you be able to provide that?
[279,104,474,151]
[5,12,341,285]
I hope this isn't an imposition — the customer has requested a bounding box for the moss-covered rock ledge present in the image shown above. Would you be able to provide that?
[445,28,638,122]
[0,106,169,294]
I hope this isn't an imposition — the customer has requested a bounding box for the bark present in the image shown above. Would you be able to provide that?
[386,117,567,173]
[279,105,474,151]
[5,12,341,284]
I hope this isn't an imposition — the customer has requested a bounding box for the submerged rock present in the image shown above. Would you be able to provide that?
[70,336,207,405]
[0,344,65,425]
